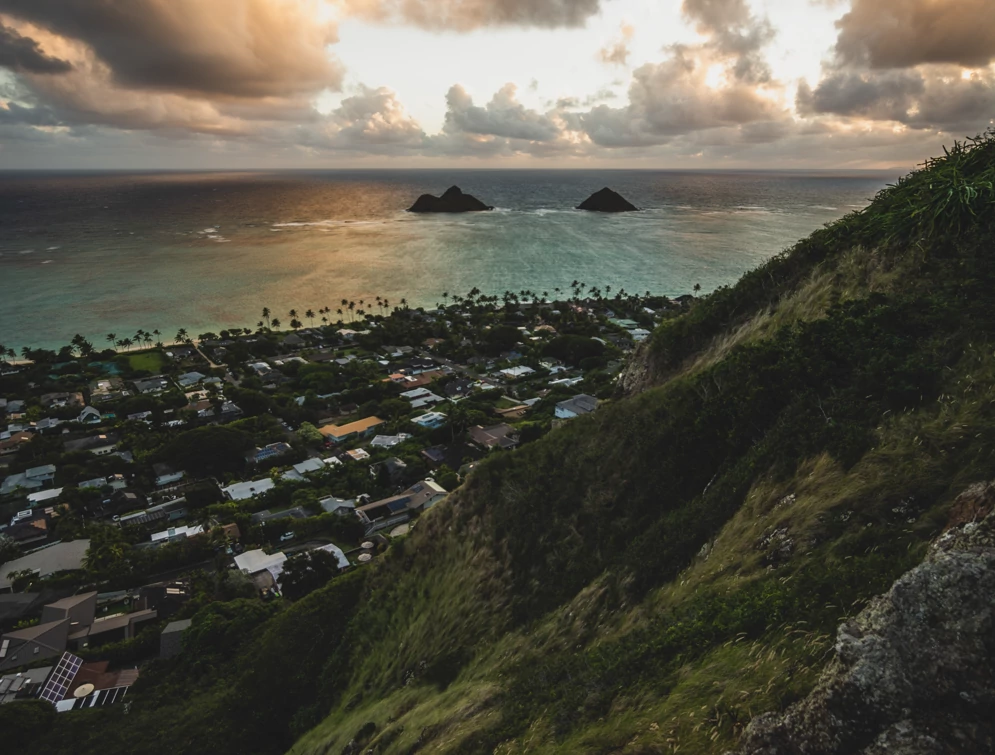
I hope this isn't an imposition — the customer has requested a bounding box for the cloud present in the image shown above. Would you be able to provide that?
[834,0,995,69]
[581,46,785,147]
[444,83,562,141]
[316,86,427,150]
[337,0,605,31]
[799,67,995,134]
[0,0,342,98]
[0,22,71,74]
[681,0,775,83]
[598,23,633,66]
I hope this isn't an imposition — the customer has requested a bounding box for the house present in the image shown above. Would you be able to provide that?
[400,387,445,410]
[159,619,192,659]
[1,464,57,496]
[26,488,62,505]
[69,609,158,649]
[150,524,205,545]
[0,664,52,704]
[0,540,89,592]
[282,333,304,348]
[0,618,70,672]
[500,365,535,380]
[420,446,448,465]
[3,521,49,548]
[0,431,31,457]
[64,433,119,455]
[355,479,447,530]
[319,496,356,516]
[176,371,206,388]
[370,457,407,482]
[89,378,128,404]
[41,592,97,631]
[250,442,292,464]
[133,376,172,394]
[77,406,102,424]
[345,448,370,461]
[40,392,84,409]
[443,378,475,399]
[152,463,185,487]
[310,543,350,570]
[53,658,140,711]
[370,433,412,449]
[222,478,275,501]
[0,592,96,671]
[281,457,325,481]
[555,394,600,419]
[411,412,447,429]
[234,549,288,589]
[468,424,519,450]
[318,416,384,443]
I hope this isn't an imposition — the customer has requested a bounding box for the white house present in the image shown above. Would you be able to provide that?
[411,412,447,429]
[555,394,600,420]
[500,366,535,380]
[222,478,276,501]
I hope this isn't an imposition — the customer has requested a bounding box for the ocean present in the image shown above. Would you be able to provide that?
[0,169,897,351]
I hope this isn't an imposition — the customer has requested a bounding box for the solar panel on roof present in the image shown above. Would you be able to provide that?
[40,652,82,704]
[387,497,411,513]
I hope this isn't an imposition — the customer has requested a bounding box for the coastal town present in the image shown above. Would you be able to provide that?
[0,285,687,710]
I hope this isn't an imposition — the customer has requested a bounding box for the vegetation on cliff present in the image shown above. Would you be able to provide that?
[25,131,995,755]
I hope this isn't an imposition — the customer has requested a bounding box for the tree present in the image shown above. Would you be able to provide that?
[0,534,22,566]
[279,548,340,600]
[262,307,271,329]
[271,317,281,330]
[297,422,323,445]
[693,283,702,296]
[305,309,315,328]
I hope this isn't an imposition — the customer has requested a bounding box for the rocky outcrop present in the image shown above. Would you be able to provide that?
[733,488,995,755]
[577,187,638,212]
[407,186,493,213]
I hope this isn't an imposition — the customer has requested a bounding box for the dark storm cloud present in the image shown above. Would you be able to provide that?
[0,22,72,74]
[339,0,606,31]
[835,0,995,69]
[798,67,995,134]
[0,0,342,98]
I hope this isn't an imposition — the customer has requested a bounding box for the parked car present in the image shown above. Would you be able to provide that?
[279,531,294,542]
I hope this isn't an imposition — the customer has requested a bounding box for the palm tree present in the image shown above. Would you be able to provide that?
[336,308,343,321]
[106,333,117,350]
[153,329,161,346]
[175,328,188,344]
[271,317,281,330]
[288,309,298,323]
[290,318,302,331]
[305,309,315,328]
[262,307,271,329]
[348,301,355,321]
[693,283,702,296]
[122,338,133,352]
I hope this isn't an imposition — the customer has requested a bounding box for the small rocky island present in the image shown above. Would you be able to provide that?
[407,186,493,213]
[577,187,639,212]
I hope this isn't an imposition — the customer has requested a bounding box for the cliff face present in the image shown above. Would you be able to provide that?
[735,484,995,755]
[407,186,493,213]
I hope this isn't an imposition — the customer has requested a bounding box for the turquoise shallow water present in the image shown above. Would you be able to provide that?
[0,169,896,351]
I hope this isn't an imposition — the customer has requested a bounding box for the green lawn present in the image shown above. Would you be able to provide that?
[126,350,167,373]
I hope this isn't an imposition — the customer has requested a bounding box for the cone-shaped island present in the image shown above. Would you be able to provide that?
[577,187,639,212]
[407,186,493,213]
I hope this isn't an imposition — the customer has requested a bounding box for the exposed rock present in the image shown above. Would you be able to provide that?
[732,499,995,755]
[576,187,638,212]
[407,186,493,213]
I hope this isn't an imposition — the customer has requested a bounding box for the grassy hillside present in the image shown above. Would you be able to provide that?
[26,131,995,755]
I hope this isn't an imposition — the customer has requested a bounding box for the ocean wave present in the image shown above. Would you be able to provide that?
[809,205,838,211]
[41,260,54,264]
[19,249,34,254]
[272,219,384,229]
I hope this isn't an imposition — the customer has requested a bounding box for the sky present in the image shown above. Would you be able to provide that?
[0,0,992,169]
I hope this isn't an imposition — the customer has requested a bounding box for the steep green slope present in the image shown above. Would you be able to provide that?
[26,132,995,755]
